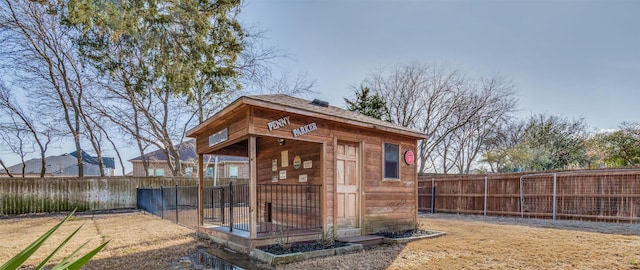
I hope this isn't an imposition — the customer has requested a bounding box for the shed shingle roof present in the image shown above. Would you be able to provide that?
[187,94,426,139]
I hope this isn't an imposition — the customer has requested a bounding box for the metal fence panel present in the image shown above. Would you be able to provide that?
[137,185,200,229]
[256,184,322,233]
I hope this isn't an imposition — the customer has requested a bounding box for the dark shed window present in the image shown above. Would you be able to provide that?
[384,143,399,179]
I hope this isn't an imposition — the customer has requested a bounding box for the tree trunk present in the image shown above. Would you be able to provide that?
[0,159,13,177]
[74,134,84,177]
[38,147,46,177]
[169,145,182,176]
[104,132,125,176]
[20,156,26,177]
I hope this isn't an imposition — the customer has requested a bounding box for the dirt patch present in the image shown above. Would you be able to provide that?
[2,211,640,269]
[258,241,349,255]
[373,229,436,239]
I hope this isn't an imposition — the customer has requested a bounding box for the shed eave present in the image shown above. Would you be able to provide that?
[241,97,427,140]
[186,96,248,138]
[187,95,428,140]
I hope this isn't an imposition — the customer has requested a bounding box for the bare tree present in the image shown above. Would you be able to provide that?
[81,102,127,175]
[0,158,12,177]
[437,75,517,174]
[245,69,316,98]
[0,121,31,177]
[366,63,470,173]
[86,81,158,176]
[0,0,109,176]
[0,83,53,177]
[236,26,316,101]
[364,63,518,174]
[481,120,526,173]
[85,74,154,176]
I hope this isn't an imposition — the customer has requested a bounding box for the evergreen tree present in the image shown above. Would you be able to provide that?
[344,86,391,121]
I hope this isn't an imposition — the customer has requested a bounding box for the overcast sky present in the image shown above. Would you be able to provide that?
[240,0,640,131]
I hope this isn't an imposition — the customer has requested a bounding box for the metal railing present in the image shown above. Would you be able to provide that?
[257,184,322,233]
[137,182,323,233]
[204,183,249,232]
[136,185,199,229]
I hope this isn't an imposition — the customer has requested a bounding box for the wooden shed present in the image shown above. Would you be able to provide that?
[186,94,426,252]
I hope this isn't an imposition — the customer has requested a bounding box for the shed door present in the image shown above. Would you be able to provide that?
[336,142,359,228]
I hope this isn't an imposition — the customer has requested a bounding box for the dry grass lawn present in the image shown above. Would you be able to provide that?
[387,217,640,270]
[2,211,640,269]
[283,215,640,270]
[0,211,198,269]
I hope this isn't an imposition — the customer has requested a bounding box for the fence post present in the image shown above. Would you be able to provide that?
[197,184,200,232]
[221,187,225,225]
[553,173,557,221]
[458,179,462,214]
[229,182,234,232]
[519,175,524,218]
[160,186,164,219]
[484,176,488,216]
[175,185,179,224]
[431,186,436,214]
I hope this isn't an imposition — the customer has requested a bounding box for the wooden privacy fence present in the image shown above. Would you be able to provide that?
[419,173,523,217]
[0,177,247,215]
[418,169,640,223]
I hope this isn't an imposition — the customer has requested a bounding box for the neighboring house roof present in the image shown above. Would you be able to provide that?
[70,150,116,169]
[1,153,107,176]
[53,162,103,176]
[129,140,248,163]
[187,94,427,139]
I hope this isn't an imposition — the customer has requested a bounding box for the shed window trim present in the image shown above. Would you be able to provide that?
[383,142,400,180]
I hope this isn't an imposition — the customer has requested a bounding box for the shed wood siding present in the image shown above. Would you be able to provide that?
[251,108,332,142]
[324,143,335,227]
[249,107,418,234]
[255,137,323,228]
[196,109,250,155]
[255,137,322,185]
[188,95,424,238]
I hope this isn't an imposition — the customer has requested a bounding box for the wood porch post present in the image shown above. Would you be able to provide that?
[198,153,204,226]
[249,136,257,239]
[321,142,328,235]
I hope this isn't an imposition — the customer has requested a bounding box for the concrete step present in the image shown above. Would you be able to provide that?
[336,228,361,238]
[336,235,384,248]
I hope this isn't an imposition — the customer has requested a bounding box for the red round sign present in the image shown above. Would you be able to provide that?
[404,150,415,165]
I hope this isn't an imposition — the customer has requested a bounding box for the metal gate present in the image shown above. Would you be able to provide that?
[204,182,249,232]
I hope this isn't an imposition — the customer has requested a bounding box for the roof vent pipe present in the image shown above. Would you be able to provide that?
[310,99,329,107]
